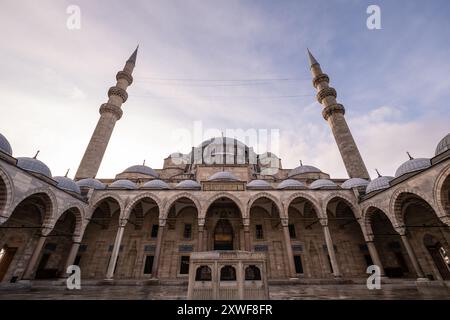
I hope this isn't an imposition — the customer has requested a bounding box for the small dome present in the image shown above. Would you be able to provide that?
[175,180,201,189]
[123,165,159,178]
[53,176,81,194]
[395,158,431,177]
[366,176,394,194]
[288,164,321,177]
[76,178,106,190]
[246,179,272,189]
[142,179,170,189]
[208,171,239,181]
[435,133,450,156]
[309,179,337,189]
[17,157,52,178]
[0,133,12,155]
[341,178,369,189]
[277,179,306,189]
[109,179,137,189]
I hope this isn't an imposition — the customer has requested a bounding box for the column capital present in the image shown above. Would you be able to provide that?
[159,219,167,227]
[319,218,328,227]
[198,218,205,226]
[281,218,289,227]
[395,226,407,236]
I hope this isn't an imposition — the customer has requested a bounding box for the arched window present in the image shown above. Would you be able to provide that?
[245,265,261,280]
[220,265,236,281]
[195,265,212,281]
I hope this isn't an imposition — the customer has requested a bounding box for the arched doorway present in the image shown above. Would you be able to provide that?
[249,196,286,278]
[115,197,160,279]
[35,208,79,279]
[205,197,242,251]
[423,234,450,280]
[396,192,450,280]
[214,219,234,250]
[326,198,367,277]
[367,207,414,278]
[0,192,52,282]
[78,197,121,279]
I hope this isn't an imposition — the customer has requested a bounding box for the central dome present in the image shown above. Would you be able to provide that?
[123,165,159,178]
[208,171,239,181]
[288,164,321,178]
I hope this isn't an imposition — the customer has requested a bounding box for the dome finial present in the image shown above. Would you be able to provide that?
[33,150,40,159]
[143,159,146,166]
[65,168,70,178]
[406,151,414,160]
[375,169,381,178]
[299,160,303,166]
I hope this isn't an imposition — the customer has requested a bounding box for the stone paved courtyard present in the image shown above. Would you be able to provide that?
[0,282,449,300]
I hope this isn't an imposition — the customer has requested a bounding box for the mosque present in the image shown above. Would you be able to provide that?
[0,47,449,295]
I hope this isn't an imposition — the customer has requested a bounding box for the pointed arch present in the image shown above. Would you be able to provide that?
[0,166,14,223]
[284,191,323,220]
[163,192,201,220]
[322,192,361,219]
[89,193,124,219]
[202,192,245,220]
[434,164,450,223]
[123,192,162,221]
[247,192,283,220]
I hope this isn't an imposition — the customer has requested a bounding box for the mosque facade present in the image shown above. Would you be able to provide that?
[0,48,449,292]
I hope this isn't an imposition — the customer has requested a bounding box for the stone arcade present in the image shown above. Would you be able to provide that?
[0,48,449,298]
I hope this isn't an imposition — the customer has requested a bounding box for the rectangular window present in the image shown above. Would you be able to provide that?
[288,224,296,239]
[143,255,154,274]
[255,224,264,240]
[294,255,304,274]
[151,225,159,238]
[180,256,190,274]
[183,224,192,239]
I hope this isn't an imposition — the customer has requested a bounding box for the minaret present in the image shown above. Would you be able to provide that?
[75,47,138,180]
[307,49,370,179]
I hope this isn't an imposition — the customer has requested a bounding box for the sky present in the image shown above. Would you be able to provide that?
[0,0,449,179]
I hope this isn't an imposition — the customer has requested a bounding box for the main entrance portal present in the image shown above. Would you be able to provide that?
[214,219,233,250]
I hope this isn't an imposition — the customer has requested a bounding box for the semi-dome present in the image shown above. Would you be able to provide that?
[309,179,337,189]
[109,179,137,189]
[288,164,321,177]
[0,133,12,155]
[53,176,81,194]
[123,165,159,178]
[208,171,239,181]
[246,179,272,189]
[175,180,201,189]
[142,179,170,189]
[277,179,306,189]
[366,176,394,194]
[17,157,52,178]
[395,158,431,177]
[435,133,450,156]
[76,178,106,190]
[341,178,369,189]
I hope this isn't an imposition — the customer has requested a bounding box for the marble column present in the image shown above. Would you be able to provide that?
[152,223,165,278]
[366,240,386,276]
[105,225,125,280]
[64,242,81,271]
[321,220,341,277]
[22,234,47,279]
[244,225,251,252]
[399,230,426,279]
[197,225,204,252]
[281,220,296,278]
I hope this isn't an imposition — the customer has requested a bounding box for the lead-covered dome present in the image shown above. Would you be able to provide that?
[395,158,431,177]
[76,178,106,190]
[53,176,81,194]
[341,178,369,189]
[109,179,137,189]
[277,179,306,189]
[175,180,201,189]
[309,179,337,189]
[0,133,12,155]
[208,171,239,181]
[288,164,321,178]
[142,179,170,189]
[435,133,450,156]
[123,165,159,178]
[17,157,52,178]
[246,179,272,189]
[366,176,394,194]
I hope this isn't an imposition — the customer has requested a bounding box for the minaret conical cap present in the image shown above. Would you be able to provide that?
[127,45,139,64]
[307,48,319,67]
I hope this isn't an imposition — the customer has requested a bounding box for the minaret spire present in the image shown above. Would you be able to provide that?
[75,47,138,180]
[307,49,370,179]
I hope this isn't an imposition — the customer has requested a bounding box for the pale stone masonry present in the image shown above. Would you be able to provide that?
[308,50,370,180]
[0,49,449,298]
[75,47,138,180]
